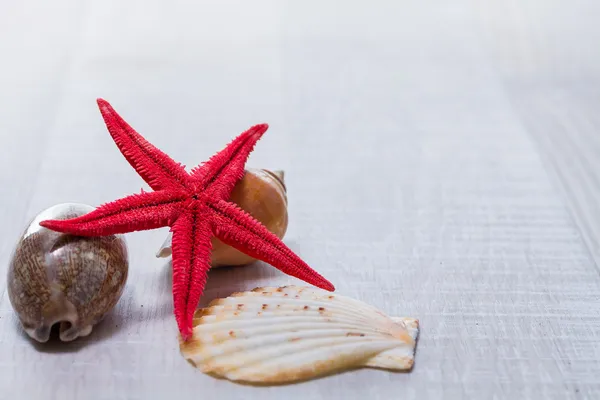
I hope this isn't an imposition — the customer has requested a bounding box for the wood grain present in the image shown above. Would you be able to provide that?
[1,1,599,399]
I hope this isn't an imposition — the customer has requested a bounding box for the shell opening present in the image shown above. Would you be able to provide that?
[59,320,76,341]
[25,318,92,343]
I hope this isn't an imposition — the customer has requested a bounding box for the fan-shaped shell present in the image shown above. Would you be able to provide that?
[180,286,419,384]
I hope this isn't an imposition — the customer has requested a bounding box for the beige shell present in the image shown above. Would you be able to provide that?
[7,203,129,342]
[180,285,419,384]
[157,168,288,267]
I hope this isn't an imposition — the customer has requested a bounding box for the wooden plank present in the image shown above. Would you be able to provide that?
[1,1,599,399]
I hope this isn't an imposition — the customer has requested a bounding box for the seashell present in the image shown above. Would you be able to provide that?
[7,203,129,343]
[180,285,419,384]
[157,168,288,267]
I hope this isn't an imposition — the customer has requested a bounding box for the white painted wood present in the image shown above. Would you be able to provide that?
[474,0,600,271]
[1,1,599,399]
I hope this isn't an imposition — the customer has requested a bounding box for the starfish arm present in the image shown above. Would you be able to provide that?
[39,190,186,236]
[190,123,269,198]
[171,208,213,340]
[97,99,192,191]
[209,199,335,292]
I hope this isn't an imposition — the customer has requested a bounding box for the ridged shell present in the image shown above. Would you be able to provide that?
[180,286,419,384]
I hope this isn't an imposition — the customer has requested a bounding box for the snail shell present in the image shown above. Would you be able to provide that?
[7,203,129,343]
[156,168,288,267]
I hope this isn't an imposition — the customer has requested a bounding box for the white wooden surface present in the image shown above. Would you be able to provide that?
[1,1,600,399]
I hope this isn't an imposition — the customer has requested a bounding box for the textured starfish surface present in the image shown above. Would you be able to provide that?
[40,99,335,340]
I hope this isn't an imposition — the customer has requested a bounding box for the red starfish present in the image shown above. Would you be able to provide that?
[40,99,335,340]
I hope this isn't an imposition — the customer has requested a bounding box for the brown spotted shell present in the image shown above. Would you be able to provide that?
[7,203,129,342]
[156,168,288,267]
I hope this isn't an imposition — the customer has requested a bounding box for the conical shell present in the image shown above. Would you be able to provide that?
[180,286,419,384]
[156,168,288,268]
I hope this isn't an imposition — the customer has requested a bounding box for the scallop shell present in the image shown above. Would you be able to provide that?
[180,285,419,384]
